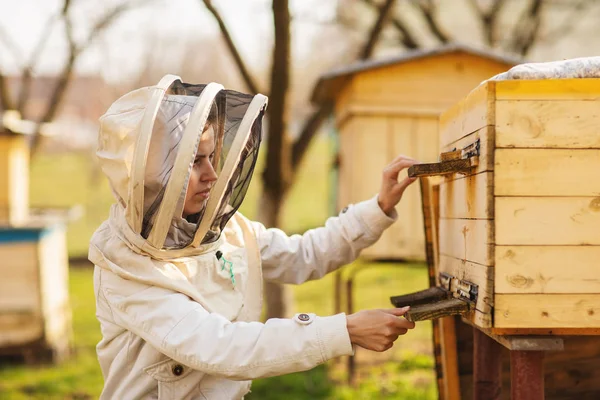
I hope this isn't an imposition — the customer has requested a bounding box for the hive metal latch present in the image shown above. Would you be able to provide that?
[390,272,479,322]
[407,138,481,178]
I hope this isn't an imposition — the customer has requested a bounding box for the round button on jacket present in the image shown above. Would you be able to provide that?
[294,313,315,325]
[172,364,184,376]
[298,313,310,322]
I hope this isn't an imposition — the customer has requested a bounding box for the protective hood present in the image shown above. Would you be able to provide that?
[96,75,267,258]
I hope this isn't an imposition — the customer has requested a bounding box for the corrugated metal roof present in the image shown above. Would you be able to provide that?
[311,43,523,104]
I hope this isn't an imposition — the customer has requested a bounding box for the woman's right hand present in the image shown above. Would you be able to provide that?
[346,307,415,352]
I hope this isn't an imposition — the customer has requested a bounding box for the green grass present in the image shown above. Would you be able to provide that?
[0,268,103,399]
[0,135,436,399]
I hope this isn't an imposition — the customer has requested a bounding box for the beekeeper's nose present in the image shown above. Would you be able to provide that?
[202,161,218,183]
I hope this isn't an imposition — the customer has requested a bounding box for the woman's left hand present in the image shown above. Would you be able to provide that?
[377,155,419,216]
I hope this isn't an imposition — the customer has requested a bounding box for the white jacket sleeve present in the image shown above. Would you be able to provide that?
[98,270,353,380]
[255,195,397,284]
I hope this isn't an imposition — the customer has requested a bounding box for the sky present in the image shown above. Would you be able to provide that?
[0,0,336,83]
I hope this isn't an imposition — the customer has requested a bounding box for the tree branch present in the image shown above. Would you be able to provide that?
[360,0,397,59]
[468,0,507,46]
[291,0,402,170]
[360,0,419,49]
[16,14,58,115]
[201,0,260,94]
[538,0,594,43]
[412,0,451,44]
[31,1,142,154]
[0,72,13,111]
[507,0,545,56]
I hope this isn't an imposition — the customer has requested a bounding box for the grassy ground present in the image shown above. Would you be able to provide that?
[1,136,436,399]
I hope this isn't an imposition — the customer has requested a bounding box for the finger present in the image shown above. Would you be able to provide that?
[383,160,418,181]
[395,319,416,330]
[394,328,408,336]
[381,306,410,316]
[389,154,415,165]
[392,175,418,195]
[387,157,418,173]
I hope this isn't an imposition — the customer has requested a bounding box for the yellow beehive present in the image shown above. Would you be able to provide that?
[0,112,30,225]
[312,44,519,261]
[437,78,600,331]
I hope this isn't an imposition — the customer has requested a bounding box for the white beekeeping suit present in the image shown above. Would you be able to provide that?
[89,75,396,399]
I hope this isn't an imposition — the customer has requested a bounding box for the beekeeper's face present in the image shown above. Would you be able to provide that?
[183,125,218,217]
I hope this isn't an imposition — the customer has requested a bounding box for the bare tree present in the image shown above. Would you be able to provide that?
[0,0,147,155]
[199,0,398,319]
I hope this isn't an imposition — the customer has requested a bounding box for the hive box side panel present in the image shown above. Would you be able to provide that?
[38,226,72,348]
[336,115,355,214]
[495,149,600,196]
[495,246,600,294]
[0,137,29,224]
[439,81,496,148]
[0,241,43,347]
[439,171,493,220]
[495,78,600,101]
[357,115,438,261]
[495,294,600,328]
[495,99,600,149]
[496,197,600,245]
[352,53,510,116]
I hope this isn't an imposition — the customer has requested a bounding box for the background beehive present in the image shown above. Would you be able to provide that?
[313,44,518,261]
[437,78,600,330]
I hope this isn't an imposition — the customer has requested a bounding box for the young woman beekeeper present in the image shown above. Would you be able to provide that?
[89,75,417,399]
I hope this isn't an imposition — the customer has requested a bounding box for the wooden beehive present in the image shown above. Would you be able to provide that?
[437,78,600,331]
[312,44,519,261]
[0,224,72,362]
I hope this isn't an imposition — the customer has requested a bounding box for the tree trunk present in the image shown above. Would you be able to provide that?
[260,0,292,320]
[257,185,295,319]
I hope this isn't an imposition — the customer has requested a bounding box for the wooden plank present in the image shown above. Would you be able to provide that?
[441,125,495,177]
[439,316,461,400]
[439,171,493,220]
[495,149,600,196]
[0,242,40,311]
[473,328,503,400]
[495,294,600,328]
[0,312,43,346]
[0,137,29,225]
[511,351,545,400]
[496,197,600,245]
[495,246,600,294]
[495,78,600,101]
[346,117,396,259]
[495,100,600,149]
[38,228,71,346]
[438,219,494,266]
[485,333,562,352]
[439,81,495,147]
[491,327,600,336]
